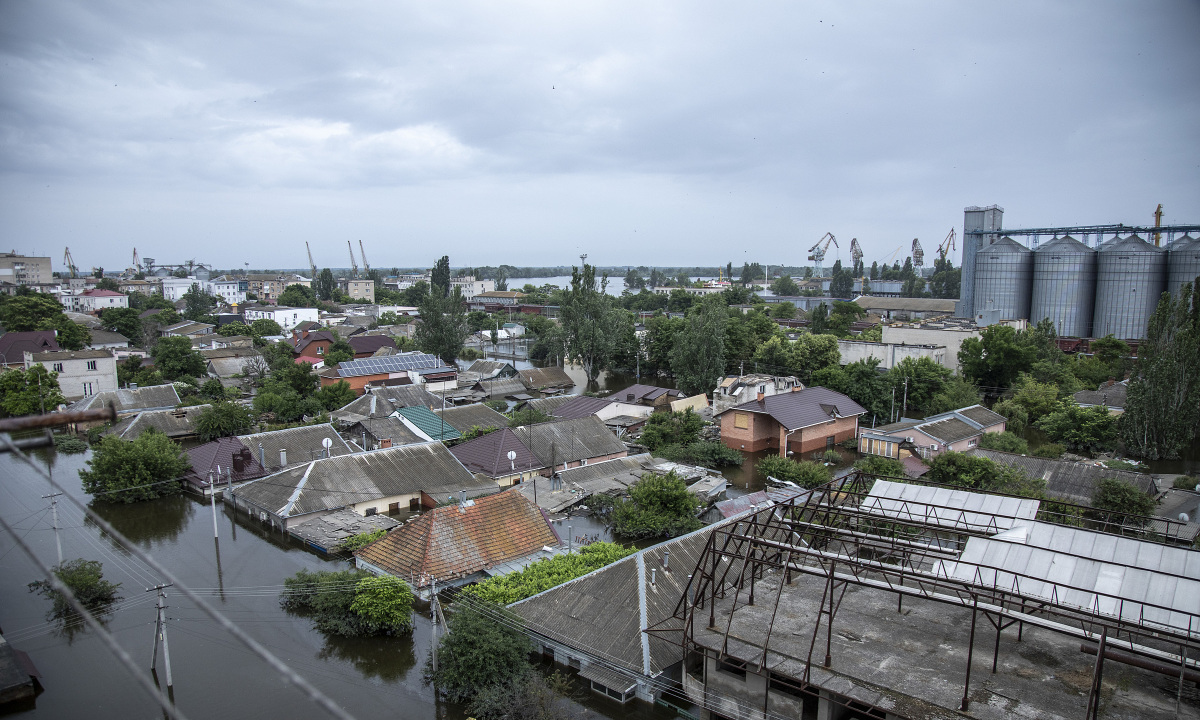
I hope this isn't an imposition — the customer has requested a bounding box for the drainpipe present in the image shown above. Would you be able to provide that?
[782,427,798,458]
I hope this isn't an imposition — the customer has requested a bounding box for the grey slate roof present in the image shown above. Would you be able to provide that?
[517,395,575,415]
[516,454,655,512]
[956,404,1007,428]
[331,385,439,423]
[66,384,181,414]
[1073,382,1127,409]
[513,416,628,467]
[467,359,517,378]
[518,366,575,390]
[435,404,508,434]
[107,404,211,439]
[87,330,129,347]
[968,449,1158,506]
[237,424,354,470]
[549,395,613,420]
[915,416,980,444]
[718,386,867,430]
[346,417,426,446]
[233,442,498,519]
[451,428,545,478]
[474,376,527,397]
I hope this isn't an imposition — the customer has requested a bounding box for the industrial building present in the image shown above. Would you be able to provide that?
[958,205,1200,340]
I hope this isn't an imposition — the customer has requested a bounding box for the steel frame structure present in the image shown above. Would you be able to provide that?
[649,472,1200,718]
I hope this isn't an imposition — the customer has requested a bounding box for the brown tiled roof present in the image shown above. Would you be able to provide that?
[549,395,612,419]
[0,331,61,359]
[348,335,396,355]
[290,331,335,355]
[719,386,866,430]
[519,366,575,390]
[355,488,559,587]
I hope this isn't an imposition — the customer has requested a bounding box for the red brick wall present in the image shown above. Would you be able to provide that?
[720,411,779,453]
[788,416,860,456]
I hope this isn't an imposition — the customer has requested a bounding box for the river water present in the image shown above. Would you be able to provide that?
[0,447,681,720]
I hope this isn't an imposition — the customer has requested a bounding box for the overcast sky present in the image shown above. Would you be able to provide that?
[1,1,1197,274]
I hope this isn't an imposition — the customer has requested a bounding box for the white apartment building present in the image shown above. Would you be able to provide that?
[25,349,118,401]
[242,305,319,331]
[59,289,129,313]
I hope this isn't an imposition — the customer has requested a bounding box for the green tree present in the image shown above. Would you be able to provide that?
[1090,477,1156,528]
[431,255,451,297]
[80,430,192,502]
[324,337,355,366]
[608,472,703,538]
[623,267,646,290]
[281,569,413,637]
[789,333,842,383]
[0,365,66,417]
[670,298,727,395]
[377,311,401,326]
[99,307,144,342]
[1036,401,1118,456]
[1120,282,1200,459]
[560,264,622,384]
[825,301,866,337]
[249,318,283,337]
[28,559,122,624]
[770,275,800,296]
[216,321,251,337]
[415,287,469,365]
[426,601,532,703]
[639,408,704,450]
[770,301,796,319]
[643,314,684,375]
[277,284,317,308]
[809,302,828,334]
[993,374,1060,433]
[886,356,954,419]
[152,336,206,380]
[978,431,1029,454]
[182,283,215,321]
[194,401,254,441]
[958,325,1035,393]
[756,455,831,488]
[402,280,431,306]
[928,256,960,299]
[925,452,1043,497]
[36,314,91,351]
[927,375,983,416]
[317,269,336,301]
[316,380,357,410]
[0,293,67,331]
[93,277,119,291]
[853,455,907,478]
[829,261,853,299]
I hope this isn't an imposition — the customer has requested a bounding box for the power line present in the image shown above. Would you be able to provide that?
[0,433,361,720]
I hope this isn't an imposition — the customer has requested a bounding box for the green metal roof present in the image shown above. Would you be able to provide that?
[395,405,462,441]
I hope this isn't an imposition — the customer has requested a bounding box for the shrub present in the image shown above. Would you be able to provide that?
[463,542,635,605]
[756,455,831,489]
[654,441,743,467]
[425,601,532,704]
[1090,477,1156,528]
[28,559,121,621]
[924,452,1044,498]
[978,431,1029,455]
[53,435,89,454]
[1035,401,1118,456]
[194,401,255,441]
[639,409,703,450]
[80,430,191,503]
[459,347,485,361]
[853,455,907,478]
[339,528,388,553]
[1032,443,1065,458]
[1173,476,1200,491]
[609,472,704,539]
[280,569,413,636]
[822,449,841,465]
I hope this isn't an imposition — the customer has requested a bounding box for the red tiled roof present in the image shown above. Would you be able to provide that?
[295,355,322,365]
[355,488,559,587]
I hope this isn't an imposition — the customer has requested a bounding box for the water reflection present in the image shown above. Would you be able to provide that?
[87,494,194,547]
[317,633,417,683]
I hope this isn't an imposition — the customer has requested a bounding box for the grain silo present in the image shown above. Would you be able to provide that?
[1092,235,1166,340]
[972,236,1033,320]
[1168,235,1200,299]
[1031,236,1096,338]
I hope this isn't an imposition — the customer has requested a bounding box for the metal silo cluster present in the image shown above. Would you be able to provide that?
[1168,235,1200,299]
[1030,236,1097,338]
[971,236,1033,320]
[1092,235,1166,340]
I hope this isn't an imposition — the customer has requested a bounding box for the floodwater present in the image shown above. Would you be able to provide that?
[0,447,680,720]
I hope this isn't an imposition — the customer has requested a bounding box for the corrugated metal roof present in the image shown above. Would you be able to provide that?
[518,366,575,390]
[395,405,462,441]
[355,488,559,587]
[67,384,181,414]
[435,404,508,434]
[108,404,210,439]
[331,385,438,423]
[968,449,1158,506]
[474,376,527,397]
[549,395,613,419]
[467,360,516,378]
[235,442,497,518]
[718,386,867,431]
[712,487,810,519]
[237,424,354,471]
[914,416,980,444]
[347,418,426,446]
[860,479,1041,534]
[206,356,255,378]
[451,428,545,478]
[517,395,575,415]
[956,404,1007,428]
[183,436,267,487]
[1073,383,1128,409]
[513,416,628,466]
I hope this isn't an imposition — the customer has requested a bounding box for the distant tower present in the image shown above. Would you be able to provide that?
[957,205,1004,318]
[579,253,587,268]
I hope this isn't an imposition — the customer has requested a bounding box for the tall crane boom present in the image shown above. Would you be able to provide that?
[806,232,838,276]
[306,242,318,281]
[937,228,956,261]
[347,241,359,279]
[63,247,78,278]
[358,240,371,275]
[912,238,925,269]
[849,238,863,269]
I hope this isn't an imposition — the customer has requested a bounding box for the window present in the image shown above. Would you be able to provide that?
[86,360,98,371]
[52,363,64,372]
[316,346,324,354]
[968,438,977,447]
[717,658,747,679]
[364,507,377,516]
[734,413,749,429]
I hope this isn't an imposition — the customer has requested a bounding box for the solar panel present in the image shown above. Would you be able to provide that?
[338,352,443,377]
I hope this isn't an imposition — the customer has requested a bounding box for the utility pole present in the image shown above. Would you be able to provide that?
[149,584,174,688]
[890,387,896,424]
[902,378,909,420]
[42,492,63,565]
[429,577,438,673]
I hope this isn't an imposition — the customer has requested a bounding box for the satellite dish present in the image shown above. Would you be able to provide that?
[507,451,517,461]
[1180,513,1190,523]
[322,438,333,449]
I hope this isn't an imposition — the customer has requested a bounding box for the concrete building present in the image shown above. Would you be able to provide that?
[117,278,161,296]
[469,290,527,308]
[0,251,53,286]
[713,374,802,415]
[716,386,865,458]
[205,275,248,304]
[59,288,129,313]
[337,277,375,302]
[244,273,311,304]
[880,317,1026,373]
[837,339,946,370]
[852,296,958,321]
[241,304,319,331]
[25,349,118,400]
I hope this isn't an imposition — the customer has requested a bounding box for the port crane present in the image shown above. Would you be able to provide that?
[63,248,78,278]
[358,240,371,276]
[807,232,838,276]
[849,238,863,270]
[306,242,318,281]
[912,238,924,269]
[347,241,359,279]
[937,228,956,261]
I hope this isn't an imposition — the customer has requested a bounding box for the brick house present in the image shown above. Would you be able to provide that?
[288,328,336,358]
[859,405,1006,460]
[717,387,866,458]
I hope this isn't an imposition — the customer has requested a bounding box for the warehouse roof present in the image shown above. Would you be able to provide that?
[853,297,958,313]
[968,449,1158,506]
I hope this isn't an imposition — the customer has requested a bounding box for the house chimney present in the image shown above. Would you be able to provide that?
[380,438,392,448]
[130,382,138,389]
[259,442,265,468]
[626,393,634,402]
[459,489,466,506]
[232,451,246,473]
[757,391,765,402]
[651,567,656,585]
[663,548,669,571]
[279,448,287,466]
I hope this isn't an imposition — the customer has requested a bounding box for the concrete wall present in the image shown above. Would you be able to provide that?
[837,340,946,370]
[880,325,979,372]
[669,393,710,414]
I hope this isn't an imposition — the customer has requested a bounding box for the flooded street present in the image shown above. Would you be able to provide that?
[0,447,679,720]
